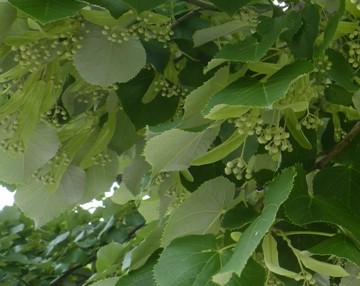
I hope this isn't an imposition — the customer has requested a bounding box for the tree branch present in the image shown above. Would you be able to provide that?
[185,0,219,11]
[312,120,360,171]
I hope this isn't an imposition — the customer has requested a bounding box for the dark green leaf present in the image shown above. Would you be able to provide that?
[215,16,289,62]
[8,0,86,24]
[288,5,319,59]
[85,0,130,18]
[122,0,167,13]
[208,0,250,15]
[309,234,360,267]
[117,69,179,130]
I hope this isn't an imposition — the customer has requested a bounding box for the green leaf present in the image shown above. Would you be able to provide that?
[85,0,129,18]
[96,242,126,273]
[284,108,312,149]
[284,166,360,246]
[8,0,86,24]
[116,254,157,286]
[181,66,229,129]
[89,277,120,286]
[313,165,360,218]
[208,0,250,15]
[326,49,357,91]
[191,131,246,166]
[144,127,219,174]
[73,24,146,87]
[0,3,17,44]
[213,168,296,285]
[15,165,85,228]
[262,234,299,279]
[203,60,313,111]
[315,0,345,56]
[215,16,289,62]
[193,20,246,47]
[121,0,167,13]
[80,150,119,203]
[0,123,60,184]
[161,176,235,247]
[309,234,360,267]
[155,234,230,286]
[288,5,319,59]
[117,69,179,130]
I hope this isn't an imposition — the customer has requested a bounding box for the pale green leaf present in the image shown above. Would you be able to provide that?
[73,24,146,87]
[205,105,249,120]
[193,20,246,47]
[0,3,17,43]
[213,168,296,285]
[0,123,60,184]
[138,197,160,223]
[144,127,219,174]
[262,234,299,279]
[80,150,119,203]
[284,108,312,149]
[15,165,85,228]
[353,90,360,115]
[112,182,136,205]
[191,131,246,166]
[155,234,230,286]
[123,155,151,196]
[203,60,313,112]
[161,176,235,247]
[296,250,348,277]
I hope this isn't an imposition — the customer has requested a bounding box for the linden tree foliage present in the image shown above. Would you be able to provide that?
[1,0,360,285]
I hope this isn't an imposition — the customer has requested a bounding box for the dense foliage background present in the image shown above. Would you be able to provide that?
[1,0,360,285]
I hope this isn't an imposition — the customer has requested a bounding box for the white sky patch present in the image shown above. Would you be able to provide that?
[0,185,14,210]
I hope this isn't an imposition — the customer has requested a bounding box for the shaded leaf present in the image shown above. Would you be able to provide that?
[15,165,85,228]
[8,0,86,24]
[208,0,250,15]
[122,0,167,13]
[161,176,235,247]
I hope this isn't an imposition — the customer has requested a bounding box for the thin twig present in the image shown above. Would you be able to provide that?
[312,120,360,171]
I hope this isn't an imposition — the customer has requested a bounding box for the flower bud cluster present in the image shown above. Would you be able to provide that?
[350,0,360,10]
[0,137,24,153]
[257,126,293,155]
[229,112,263,136]
[0,114,19,134]
[154,172,170,185]
[154,79,188,98]
[91,151,112,166]
[313,56,332,73]
[224,158,252,180]
[298,113,323,129]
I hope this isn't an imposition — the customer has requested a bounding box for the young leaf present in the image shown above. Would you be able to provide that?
[89,277,120,286]
[161,176,235,247]
[96,242,127,273]
[8,0,86,24]
[262,234,299,279]
[144,127,219,174]
[0,3,17,43]
[213,168,296,285]
[73,24,146,87]
[155,234,230,286]
[203,60,313,111]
